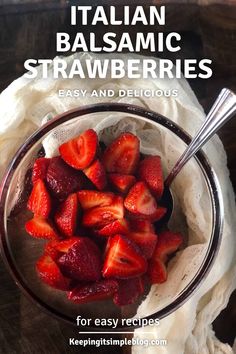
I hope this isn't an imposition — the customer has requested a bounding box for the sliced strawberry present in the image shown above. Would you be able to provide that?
[138,155,164,199]
[54,193,79,237]
[104,236,113,259]
[102,235,147,279]
[44,240,60,260]
[27,179,51,218]
[83,159,107,190]
[108,173,136,194]
[57,237,102,281]
[127,206,167,222]
[67,279,118,304]
[36,254,71,290]
[45,237,79,260]
[77,190,114,210]
[32,157,50,184]
[126,231,158,259]
[97,218,130,237]
[102,132,140,174]
[153,230,183,263]
[82,196,124,228]
[46,156,85,200]
[129,219,154,233]
[113,277,144,306]
[124,181,157,216]
[25,217,59,240]
[147,231,183,284]
[148,206,167,222]
[59,129,98,170]
[148,257,167,284]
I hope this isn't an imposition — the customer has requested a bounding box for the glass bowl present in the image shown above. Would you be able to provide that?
[0,103,223,330]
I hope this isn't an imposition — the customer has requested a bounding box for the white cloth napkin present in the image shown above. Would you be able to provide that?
[0,53,235,354]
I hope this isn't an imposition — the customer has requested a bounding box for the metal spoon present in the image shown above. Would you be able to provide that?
[156,88,236,228]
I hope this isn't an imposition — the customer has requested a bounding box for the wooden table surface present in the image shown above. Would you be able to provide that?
[0,2,235,353]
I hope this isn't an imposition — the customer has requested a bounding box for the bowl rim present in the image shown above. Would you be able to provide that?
[0,102,224,331]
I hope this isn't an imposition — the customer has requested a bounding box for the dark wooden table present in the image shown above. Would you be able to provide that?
[0,2,235,353]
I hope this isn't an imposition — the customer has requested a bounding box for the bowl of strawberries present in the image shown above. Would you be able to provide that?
[0,103,223,329]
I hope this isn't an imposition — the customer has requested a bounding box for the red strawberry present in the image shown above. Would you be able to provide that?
[97,218,130,237]
[104,236,113,259]
[27,179,51,218]
[83,159,107,190]
[82,196,124,228]
[32,157,50,184]
[148,207,167,222]
[25,217,59,240]
[77,190,114,210]
[153,230,183,263]
[36,254,71,290]
[147,231,183,284]
[109,173,136,194]
[57,237,102,281]
[44,241,59,260]
[113,277,144,306]
[102,132,140,174]
[46,157,85,200]
[45,237,79,260]
[124,181,157,216]
[130,219,154,233]
[126,231,158,259]
[67,279,118,304]
[54,193,79,237]
[138,156,164,199]
[59,129,98,170]
[102,235,147,279]
[127,206,167,222]
[148,257,167,284]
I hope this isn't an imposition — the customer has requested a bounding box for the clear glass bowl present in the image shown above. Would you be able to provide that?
[0,103,223,330]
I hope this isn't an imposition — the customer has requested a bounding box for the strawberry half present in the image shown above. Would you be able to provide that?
[97,218,130,237]
[68,279,118,304]
[130,219,154,233]
[77,190,114,210]
[138,155,164,199]
[113,277,144,306]
[126,231,158,259]
[46,156,85,200]
[148,207,167,222]
[25,217,59,240]
[57,237,102,281]
[32,157,51,185]
[82,196,124,228]
[27,179,51,218]
[147,230,183,284]
[153,230,183,263]
[54,193,79,238]
[36,254,71,290]
[59,129,98,170]
[83,159,107,190]
[108,173,136,194]
[124,181,157,216]
[148,257,167,284]
[44,237,79,260]
[104,236,113,259]
[102,132,140,174]
[102,235,147,279]
[127,206,167,222]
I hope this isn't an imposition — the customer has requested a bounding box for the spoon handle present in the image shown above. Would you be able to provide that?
[165,88,236,187]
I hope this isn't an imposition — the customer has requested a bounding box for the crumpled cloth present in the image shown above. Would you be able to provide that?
[0,52,235,354]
